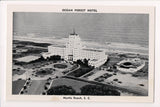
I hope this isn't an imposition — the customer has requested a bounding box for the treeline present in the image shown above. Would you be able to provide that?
[76,59,90,67]
[13,40,51,47]
[47,85,120,96]
[22,48,48,54]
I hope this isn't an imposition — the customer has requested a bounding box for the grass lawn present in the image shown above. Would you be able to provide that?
[51,78,91,93]
[12,80,26,94]
[132,62,148,77]
[27,80,46,95]
[54,63,67,69]
[67,65,93,77]
[36,70,53,75]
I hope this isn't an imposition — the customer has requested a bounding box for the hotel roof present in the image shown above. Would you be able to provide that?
[70,28,78,35]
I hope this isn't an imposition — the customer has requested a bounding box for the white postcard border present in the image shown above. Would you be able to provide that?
[6,5,155,102]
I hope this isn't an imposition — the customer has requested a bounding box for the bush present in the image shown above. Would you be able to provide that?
[36,70,53,75]
[54,64,67,69]
[23,86,27,89]
[118,81,122,84]
[139,84,144,86]
[47,77,52,81]
[20,91,24,94]
[44,86,48,90]
[26,82,30,85]
[18,78,22,80]
[132,74,138,77]
[42,92,46,95]
[46,82,50,85]
[113,79,118,81]
[113,73,117,75]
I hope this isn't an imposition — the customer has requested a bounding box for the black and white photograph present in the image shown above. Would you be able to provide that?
[6,5,155,102]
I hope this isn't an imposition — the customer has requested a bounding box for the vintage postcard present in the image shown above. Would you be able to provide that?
[6,5,155,102]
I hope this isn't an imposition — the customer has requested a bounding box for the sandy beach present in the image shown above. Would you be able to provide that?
[14,34,148,56]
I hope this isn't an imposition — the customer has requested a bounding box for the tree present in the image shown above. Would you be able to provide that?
[46,82,50,85]
[47,85,76,95]
[44,86,48,90]
[20,91,24,94]
[23,86,27,89]
[26,82,30,85]
[76,59,89,67]
[77,59,83,65]
[48,77,52,80]
[42,92,46,95]
[83,58,89,67]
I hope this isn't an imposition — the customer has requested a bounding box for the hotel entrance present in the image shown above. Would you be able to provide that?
[68,55,73,61]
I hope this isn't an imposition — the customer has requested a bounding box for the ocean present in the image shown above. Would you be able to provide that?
[13,12,149,55]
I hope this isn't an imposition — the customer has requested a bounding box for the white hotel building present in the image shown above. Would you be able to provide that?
[42,31,108,67]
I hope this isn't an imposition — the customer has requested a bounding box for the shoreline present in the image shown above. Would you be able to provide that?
[13,38,148,56]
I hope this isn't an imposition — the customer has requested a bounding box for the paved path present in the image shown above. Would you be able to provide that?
[64,65,80,75]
